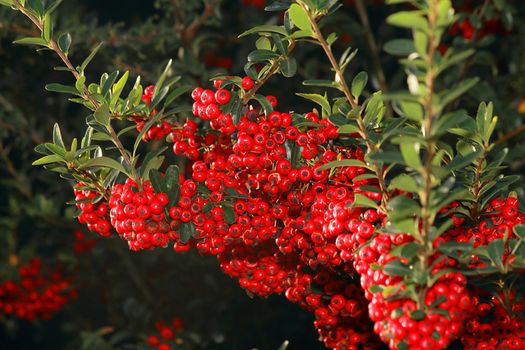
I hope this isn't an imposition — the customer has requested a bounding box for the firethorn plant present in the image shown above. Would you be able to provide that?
[3,0,525,349]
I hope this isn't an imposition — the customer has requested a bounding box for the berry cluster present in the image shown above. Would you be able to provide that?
[134,85,173,142]
[462,293,525,349]
[0,258,75,321]
[74,182,112,236]
[109,178,171,251]
[146,318,185,350]
[74,76,525,350]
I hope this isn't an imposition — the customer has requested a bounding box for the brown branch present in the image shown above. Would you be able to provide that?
[495,123,525,146]
[354,0,387,92]
[182,2,214,45]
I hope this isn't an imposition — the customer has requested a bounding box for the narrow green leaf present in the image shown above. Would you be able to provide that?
[317,159,367,171]
[80,156,128,175]
[45,83,81,96]
[80,42,103,73]
[52,123,65,149]
[13,37,49,46]
[351,71,368,100]
[32,154,64,166]
[238,25,288,37]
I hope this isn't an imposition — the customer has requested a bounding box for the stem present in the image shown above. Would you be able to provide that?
[302,2,389,209]
[353,0,388,92]
[469,148,487,221]
[418,0,440,307]
[241,41,297,104]
[495,123,525,145]
[15,0,140,184]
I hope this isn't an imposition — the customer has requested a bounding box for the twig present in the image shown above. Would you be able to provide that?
[302,2,389,208]
[495,123,525,146]
[14,0,140,184]
[241,41,297,104]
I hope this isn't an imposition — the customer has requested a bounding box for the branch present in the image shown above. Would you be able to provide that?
[241,41,297,104]
[495,123,525,146]
[14,0,140,184]
[302,2,389,208]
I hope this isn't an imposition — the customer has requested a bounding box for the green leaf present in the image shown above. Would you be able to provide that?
[110,70,129,107]
[93,104,110,127]
[317,159,367,171]
[387,195,420,220]
[57,32,72,54]
[164,85,192,107]
[439,78,479,108]
[32,154,64,166]
[224,206,236,225]
[248,49,280,62]
[238,25,288,37]
[13,37,49,46]
[364,91,384,126]
[351,71,368,100]
[252,94,274,115]
[353,193,378,209]
[383,260,410,277]
[383,39,415,56]
[387,11,429,31]
[52,123,65,149]
[80,42,103,73]
[45,83,81,96]
[303,79,336,88]
[389,174,418,193]
[153,59,173,97]
[45,0,64,15]
[42,13,52,42]
[80,157,128,176]
[149,169,165,193]
[296,93,331,116]
[280,57,297,77]
[400,141,421,170]
[101,71,119,97]
[389,242,421,259]
[288,3,312,33]
[514,224,525,240]
[338,124,360,134]
[487,239,504,269]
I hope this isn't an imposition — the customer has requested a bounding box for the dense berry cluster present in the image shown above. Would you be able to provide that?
[74,182,112,236]
[74,78,525,350]
[109,178,171,251]
[0,258,75,321]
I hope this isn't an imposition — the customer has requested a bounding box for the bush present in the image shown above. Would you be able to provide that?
[1,0,525,349]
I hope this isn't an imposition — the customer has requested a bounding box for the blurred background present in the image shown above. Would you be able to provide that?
[0,0,524,349]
